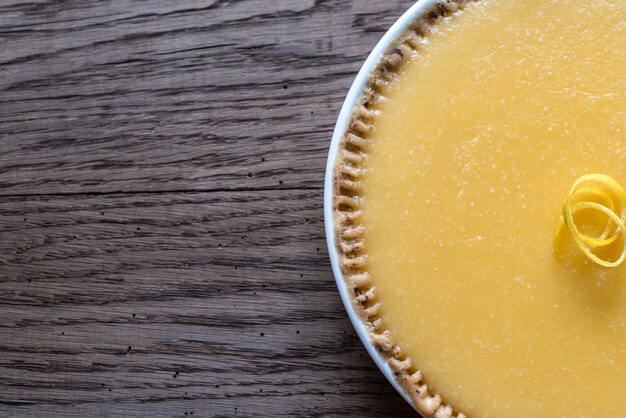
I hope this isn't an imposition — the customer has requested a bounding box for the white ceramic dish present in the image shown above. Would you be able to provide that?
[324,0,443,413]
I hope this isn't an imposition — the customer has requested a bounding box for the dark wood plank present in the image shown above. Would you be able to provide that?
[0,190,416,417]
[0,0,422,416]
[0,0,413,195]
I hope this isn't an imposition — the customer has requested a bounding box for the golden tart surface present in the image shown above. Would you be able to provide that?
[334,0,626,417]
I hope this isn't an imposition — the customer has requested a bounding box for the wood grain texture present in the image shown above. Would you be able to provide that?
[0,0,418,417]
[0,0,413,195]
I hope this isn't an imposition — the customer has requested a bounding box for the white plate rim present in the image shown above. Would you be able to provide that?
[324,0,443,413]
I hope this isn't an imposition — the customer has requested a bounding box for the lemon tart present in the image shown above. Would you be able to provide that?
[331,0,626,417]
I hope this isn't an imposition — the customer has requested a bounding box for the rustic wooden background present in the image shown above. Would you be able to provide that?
[0,1,418,416]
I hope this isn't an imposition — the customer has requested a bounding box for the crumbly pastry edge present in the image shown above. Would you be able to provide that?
[332,1,477,417]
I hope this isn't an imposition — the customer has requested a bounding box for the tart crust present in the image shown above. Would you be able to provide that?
[332,1,476,416]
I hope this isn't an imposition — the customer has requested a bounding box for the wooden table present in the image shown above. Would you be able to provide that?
[1,1,418,416]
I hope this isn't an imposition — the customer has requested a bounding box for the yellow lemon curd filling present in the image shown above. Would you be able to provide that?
[361,0,626,417]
